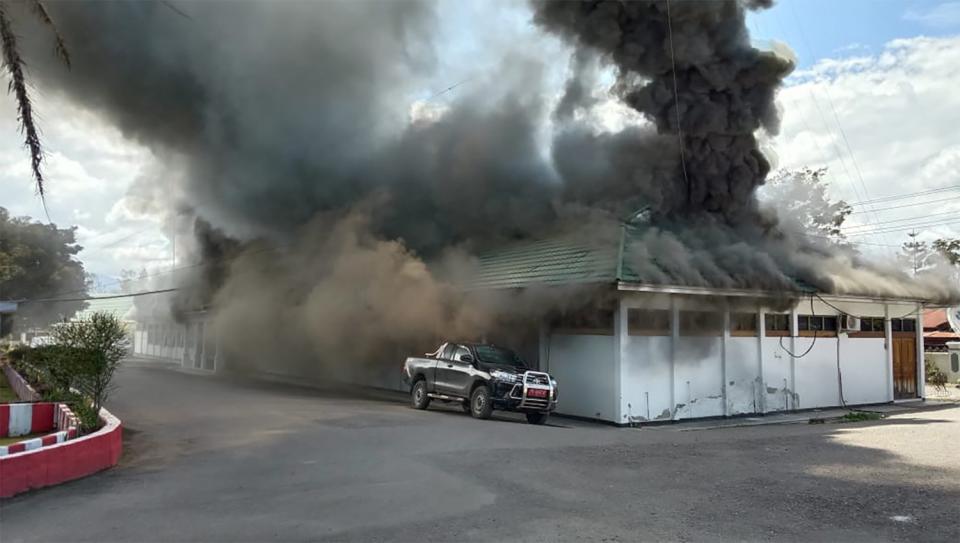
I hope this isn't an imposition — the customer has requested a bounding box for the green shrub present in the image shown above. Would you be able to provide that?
[53,313,129,413]
[5,312,128,433]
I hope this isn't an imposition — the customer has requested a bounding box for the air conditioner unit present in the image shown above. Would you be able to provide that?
[840,314,860,332]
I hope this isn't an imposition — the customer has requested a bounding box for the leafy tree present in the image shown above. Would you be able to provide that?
[932,238,960,266]
[0,0,69,199]
[899,230,935,275]
[53,312,129,413]
[762,167,853,244]
[0,207,88,333]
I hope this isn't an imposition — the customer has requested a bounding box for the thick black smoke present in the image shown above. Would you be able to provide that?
[10,1,957,376]
[534,0,793,221]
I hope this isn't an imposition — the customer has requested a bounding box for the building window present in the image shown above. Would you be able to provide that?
[891,318,917,333]
[552,307,614,335]
[859,317,885,332]
[628,309,670,336]
[679,311,722,337]
[731,313,758,337]
[797,315,838,336]
[952,354,959,373]
[764,314,790,337]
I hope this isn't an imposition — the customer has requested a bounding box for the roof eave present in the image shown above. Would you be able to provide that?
[616,281,935,305]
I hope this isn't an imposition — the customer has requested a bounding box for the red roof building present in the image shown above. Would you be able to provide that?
[923,309,959,351]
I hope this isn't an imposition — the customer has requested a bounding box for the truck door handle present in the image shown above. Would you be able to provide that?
[446,364,454,368]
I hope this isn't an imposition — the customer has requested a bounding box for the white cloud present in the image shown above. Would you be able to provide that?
[0,89,167,283]
[904,2,960,27]
[772,34,960,253]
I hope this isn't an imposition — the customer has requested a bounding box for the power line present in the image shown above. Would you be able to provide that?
[777,5,893,254]
[664,0,691,198]
[18,288,180,305]
[849,186,960,207]
[845,218,960,237]
[849,195,960,214]
[843,209,960,231]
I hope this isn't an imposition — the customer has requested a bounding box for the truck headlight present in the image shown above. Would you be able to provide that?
[490,370,517,383]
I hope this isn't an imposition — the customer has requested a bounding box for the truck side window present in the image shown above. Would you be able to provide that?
[452,346,471,362]
[440,344,456,360]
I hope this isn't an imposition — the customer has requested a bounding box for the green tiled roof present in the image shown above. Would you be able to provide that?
[466,222,812,293]
[73,295,136,322]
[468,235,619,289]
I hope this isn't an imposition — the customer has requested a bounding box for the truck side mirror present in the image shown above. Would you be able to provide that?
[460,354,474,363]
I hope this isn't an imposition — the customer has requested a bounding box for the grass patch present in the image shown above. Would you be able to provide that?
[840,410,885,423]
[0,433,45,447]
[0,370,19,403]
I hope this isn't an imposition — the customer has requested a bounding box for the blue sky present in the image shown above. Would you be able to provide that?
[751,0,960,67]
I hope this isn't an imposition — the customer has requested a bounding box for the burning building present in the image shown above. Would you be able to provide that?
[18,0,956,422]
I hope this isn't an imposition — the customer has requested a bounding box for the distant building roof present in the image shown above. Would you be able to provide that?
[923,309,949,330]
[73,295,136,322]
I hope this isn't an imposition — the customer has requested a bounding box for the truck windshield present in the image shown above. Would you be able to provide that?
[474,345,526,368]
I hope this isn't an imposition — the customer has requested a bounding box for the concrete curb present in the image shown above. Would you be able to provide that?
[0,407,122,498]
[0,363,122,498]
[2,361,41,402]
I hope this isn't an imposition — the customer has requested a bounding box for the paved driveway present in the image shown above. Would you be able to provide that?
[2,363,959,542]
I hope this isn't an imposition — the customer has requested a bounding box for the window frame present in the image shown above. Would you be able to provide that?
[764,313,791,337]
[552,307,615,336]
[627,308,671,337]
[850,317,885,338]
[797,315,838,337]
[730,312,758,337]
[678,310,723,337]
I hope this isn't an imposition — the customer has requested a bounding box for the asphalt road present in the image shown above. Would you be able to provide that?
[2,363,959,542]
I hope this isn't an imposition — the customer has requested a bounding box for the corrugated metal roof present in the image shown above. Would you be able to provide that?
[73,295,136,322]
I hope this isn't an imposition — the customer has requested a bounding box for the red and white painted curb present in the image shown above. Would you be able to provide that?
[0,402,55,438]
[0,403,80,457]
[0,407,122,498]
[0,431,70,456]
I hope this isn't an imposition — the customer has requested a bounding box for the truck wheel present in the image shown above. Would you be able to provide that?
[411,380,430,410]
[526,412,548,425]
[470,385,493,419]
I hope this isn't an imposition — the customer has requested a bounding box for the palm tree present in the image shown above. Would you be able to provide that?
[0,0,70,201]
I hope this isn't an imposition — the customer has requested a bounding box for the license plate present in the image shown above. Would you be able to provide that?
[527,388,548,398]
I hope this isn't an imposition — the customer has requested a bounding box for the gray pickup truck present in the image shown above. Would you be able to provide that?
[401,342,558,424]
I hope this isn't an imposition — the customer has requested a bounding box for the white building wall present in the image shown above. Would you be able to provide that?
[621,336,672,422]
[725,337,760,415]
[759,337,794,412]
[793,341,842,409]
[547,333,616,421]
[674,337,724,419]
[610,291,908,424]
[837,337,888,405]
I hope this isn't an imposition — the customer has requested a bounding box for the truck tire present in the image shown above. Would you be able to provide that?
[526,412,548,425]
[411,380,430,410]
[470,385,493,419]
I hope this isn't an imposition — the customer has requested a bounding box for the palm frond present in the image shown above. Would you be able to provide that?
[0,1,46,198]
[25,0,69,68]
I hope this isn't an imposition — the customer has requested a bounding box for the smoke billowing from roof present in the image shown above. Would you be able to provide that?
[13,1,957,375]
[534,0,793,222]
